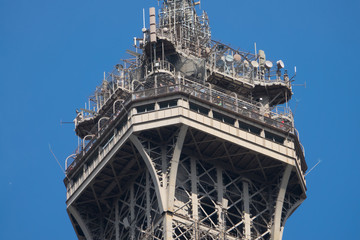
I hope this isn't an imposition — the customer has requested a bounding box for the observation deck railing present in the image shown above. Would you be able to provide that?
[144,60,176,79]
[208,41,291,88]
[66,78,296,173]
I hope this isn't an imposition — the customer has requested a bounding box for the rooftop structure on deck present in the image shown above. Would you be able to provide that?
[64,1,307,239]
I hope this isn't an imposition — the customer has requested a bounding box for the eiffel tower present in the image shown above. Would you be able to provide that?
[64,1,307,239]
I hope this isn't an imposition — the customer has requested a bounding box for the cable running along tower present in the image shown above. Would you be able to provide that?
[64,1,307,239]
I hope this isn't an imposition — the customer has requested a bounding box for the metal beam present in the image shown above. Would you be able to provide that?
[129,135,165,213]
[146,170,151,228]
[191,157,199,239]
[271,165,293,240]
[165,125,188,240]
[67,205,93,240]
[167,125,189,212]
[66,128,133,207]
[115,201,120,240]
[191,157,198,220]
[243,181,251,240]
[217,166,224,239]
[101,158,137,198]
[280,198,305,239]
[130,183,135,240]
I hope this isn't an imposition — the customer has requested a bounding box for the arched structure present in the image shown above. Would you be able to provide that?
[64,1,307,239]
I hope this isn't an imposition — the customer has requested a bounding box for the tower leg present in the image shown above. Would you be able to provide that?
[243,181,251,240]
[271,165,293,240]
[67,205,93,240]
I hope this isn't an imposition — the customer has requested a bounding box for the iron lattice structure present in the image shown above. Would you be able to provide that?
[64,1,307,240]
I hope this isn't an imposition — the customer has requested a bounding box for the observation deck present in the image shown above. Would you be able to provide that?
[64,1,306,239]
[66,60,306,197]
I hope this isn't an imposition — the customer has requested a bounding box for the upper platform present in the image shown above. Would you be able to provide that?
[67,0,304,188]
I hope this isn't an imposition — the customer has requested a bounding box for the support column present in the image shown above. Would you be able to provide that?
[191,157,198,239]
[243,181,251,240]
[217,167,224,239]
[161,146,167,189]
[130,183,135,240]
[67,205,93,240]
[115,201,120,240]
[130,135,165,213]
[165,125,188,240]
[146,170,151,229]
[163,212,173,240]
[167,125,188,211]
[280,198,305,239]
[271,165,293,240]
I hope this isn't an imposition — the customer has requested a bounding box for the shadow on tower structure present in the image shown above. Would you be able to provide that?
[64,1,307,239]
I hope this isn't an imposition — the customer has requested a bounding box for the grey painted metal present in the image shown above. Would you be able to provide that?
[68,205,93,240]
[130,183,135,240]
[243,181,251,240]
[129,135,165,213]
[115,200,120,240]
[167,125,188,212]
[271,165,293,240]
[280,198,305,239]
[64,0,306,239]
[65,97,306,238]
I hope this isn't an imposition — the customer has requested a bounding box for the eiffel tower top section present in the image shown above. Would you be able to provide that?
[67,0,304,174]
[64,2,307,239]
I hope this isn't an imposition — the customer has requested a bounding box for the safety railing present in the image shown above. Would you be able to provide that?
[66,98,131,172]
[206,40,291,88]
[144,60,176,79]
[66,79,296,174]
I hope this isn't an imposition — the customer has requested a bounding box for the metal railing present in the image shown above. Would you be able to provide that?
[66,74,296,173]
[145,60,176,79]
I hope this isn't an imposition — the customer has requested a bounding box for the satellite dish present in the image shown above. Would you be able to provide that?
[251,61,259,68]
[265,61,273,69]
[243,60,249,67]
[234,53,242,62]
[276,60,285,69]
[225,55,234,62]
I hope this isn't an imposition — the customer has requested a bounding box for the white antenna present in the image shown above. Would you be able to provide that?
[305,159,321,177]
[143,8,145,29]
[49,144,69,179]
[294,66,297,74]
[103,71,106,81]
[254,42,257,58]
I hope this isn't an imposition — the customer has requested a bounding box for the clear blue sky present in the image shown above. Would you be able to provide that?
[1,0,359,239]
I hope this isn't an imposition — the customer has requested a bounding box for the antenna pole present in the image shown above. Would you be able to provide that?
[49,144,69,179]
[305,160,321,177]
[143,8,146,29]
[254,42,257,58]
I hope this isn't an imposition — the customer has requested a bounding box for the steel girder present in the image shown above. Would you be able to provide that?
[67,122,303,240]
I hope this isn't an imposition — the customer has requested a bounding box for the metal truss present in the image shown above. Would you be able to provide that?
[68,123,304,240]
[71,168,163,240]
[65,0,306,239]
